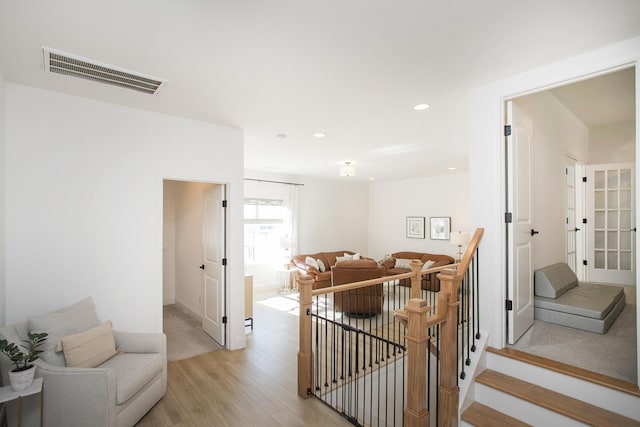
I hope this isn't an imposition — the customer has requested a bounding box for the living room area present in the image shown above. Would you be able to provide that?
[2,2,640,425]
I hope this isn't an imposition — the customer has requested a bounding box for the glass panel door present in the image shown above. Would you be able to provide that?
[587,163,635,285]
[566,161,577,273]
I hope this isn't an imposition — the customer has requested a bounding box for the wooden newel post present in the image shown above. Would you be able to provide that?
[410,259,423,299]
[403,298,431,427]
[297,276,314,398]
[437,269,461,427]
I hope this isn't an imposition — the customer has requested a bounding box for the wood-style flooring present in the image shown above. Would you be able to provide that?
[137,289,352,427]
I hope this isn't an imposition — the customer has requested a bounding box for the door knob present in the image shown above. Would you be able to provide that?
[530,229,539,236]
[199,264,205,270]
[574,227,580,232]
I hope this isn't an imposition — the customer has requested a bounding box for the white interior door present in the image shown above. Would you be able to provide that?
[202,185,226,346]
[506,101,535,344]
[586,163,635,285]
[566,160,578,273]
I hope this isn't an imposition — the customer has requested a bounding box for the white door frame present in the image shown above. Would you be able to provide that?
[162,178,229,349]
[495,62,638,385]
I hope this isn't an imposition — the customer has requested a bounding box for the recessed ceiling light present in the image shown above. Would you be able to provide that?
[369,177,375,181]
[448,167,456,170]
[413,103,430,111]
[313,132,326,138]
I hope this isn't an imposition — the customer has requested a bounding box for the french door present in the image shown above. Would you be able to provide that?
[586,163,635,285]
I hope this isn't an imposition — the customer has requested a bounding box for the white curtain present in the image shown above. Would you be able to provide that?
[283,184,300,257]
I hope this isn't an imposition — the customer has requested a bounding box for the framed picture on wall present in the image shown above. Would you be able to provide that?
[406,216,425,239]
[430,217,451,240]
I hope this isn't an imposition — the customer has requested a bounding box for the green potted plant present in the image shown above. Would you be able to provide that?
[0,332,48,391]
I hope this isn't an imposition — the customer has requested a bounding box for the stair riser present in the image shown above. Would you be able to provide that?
[486,352,640,420]
[475,383,586,426]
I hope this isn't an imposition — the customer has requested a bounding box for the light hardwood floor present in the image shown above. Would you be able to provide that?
[137,290,352,427]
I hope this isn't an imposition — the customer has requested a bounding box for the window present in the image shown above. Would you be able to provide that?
[244,198,286,265]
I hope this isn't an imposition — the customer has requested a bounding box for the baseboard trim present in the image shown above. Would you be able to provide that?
[487,347,640,397]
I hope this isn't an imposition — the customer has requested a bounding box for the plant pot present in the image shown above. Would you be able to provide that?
[8,365,36,391]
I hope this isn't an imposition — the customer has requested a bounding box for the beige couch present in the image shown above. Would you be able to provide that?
[291,250,371,289]
[0,298,166,427]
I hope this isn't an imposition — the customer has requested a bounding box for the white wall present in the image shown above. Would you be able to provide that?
[514,92,589,270]
[469,36,640,363]
[162,180,177,305]
[589,120,635,163]
[0,70,5,327]
[5,84,246,350]
[298,177,369,254]
[368,173,470,261]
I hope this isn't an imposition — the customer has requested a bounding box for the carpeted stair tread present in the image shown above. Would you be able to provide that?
[487,346,640,397]
[476,369,640,427]
[462,402,531,426]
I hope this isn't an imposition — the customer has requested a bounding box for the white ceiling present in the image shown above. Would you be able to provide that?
[551,67,636,129]
[1,1,639,182]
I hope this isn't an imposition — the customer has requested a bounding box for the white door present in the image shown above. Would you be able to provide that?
[506,101,535,344]
[575,162,587,281]
[586,163,635,285]
[202,185,226,346]
[566,160,578,273]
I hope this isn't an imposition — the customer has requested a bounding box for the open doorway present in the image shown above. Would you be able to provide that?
[505,67,637,384]
[163,179,227,361]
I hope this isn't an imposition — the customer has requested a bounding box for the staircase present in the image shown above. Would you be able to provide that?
[461,347,640,426]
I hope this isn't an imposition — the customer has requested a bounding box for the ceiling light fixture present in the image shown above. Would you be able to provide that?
[448,166,456,170]
[313,132,326,138]
[413,103,430,111]
[339,161,356,177]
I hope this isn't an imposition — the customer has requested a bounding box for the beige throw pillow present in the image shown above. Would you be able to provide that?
[305,256,319,270]
[28,297,101,366]
[60,320,117,368]
[317,259,326,272]
[421,260,436,271]
[394,258,413,269]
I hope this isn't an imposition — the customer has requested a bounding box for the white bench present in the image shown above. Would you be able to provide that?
[534,263,626,334]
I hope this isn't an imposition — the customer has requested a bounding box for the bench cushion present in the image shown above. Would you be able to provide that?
[534,263,578,298]
[534,282,625,319]
[99,353,163,405]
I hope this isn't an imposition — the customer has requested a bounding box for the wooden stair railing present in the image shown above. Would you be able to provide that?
[296,227,483,427]
[396,228,484,427]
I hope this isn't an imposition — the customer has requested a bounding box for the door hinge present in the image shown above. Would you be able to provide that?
[222,258,227,266]
[583,260,588,266]
[505,300,513,311]
[504,125,512,136]
[222,200,227,208]
[582,176,587,183]
[222,316,227,324]
[505,212,513,223]
[582,218,587,224]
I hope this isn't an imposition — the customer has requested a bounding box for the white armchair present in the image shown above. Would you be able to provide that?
[0,298,167,427]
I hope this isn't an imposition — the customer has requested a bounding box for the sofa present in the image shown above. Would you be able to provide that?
[0,297,167,427]
[291,251,371,289]
[332,259,385,316]
[381,251,455,291]
[534,263,626,334]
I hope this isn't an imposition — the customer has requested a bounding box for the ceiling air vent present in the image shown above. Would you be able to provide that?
[42,47,167,95]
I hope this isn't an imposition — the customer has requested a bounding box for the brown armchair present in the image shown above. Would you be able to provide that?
[331,260,384,316]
